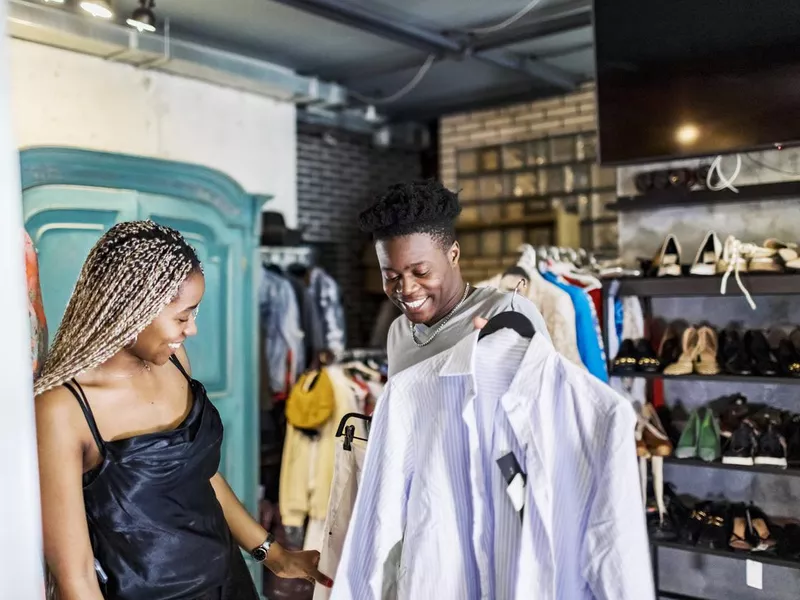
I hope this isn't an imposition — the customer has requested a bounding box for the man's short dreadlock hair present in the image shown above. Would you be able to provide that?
[359,180,462,250]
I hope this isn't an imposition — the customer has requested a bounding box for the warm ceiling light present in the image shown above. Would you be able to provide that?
[80,0,114,19]
[127,0,157,33]
[676,123,700,145]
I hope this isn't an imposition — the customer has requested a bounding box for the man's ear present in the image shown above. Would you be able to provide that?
[450,241,460,267]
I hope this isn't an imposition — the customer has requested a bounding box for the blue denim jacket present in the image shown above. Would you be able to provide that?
[309,267,346,354]
[259,266,305,393]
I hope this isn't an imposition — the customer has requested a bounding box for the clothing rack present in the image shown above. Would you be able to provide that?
[335,412,372,450]
[529,244,596,269]
[338,348,387,362]
[259,246,314,269]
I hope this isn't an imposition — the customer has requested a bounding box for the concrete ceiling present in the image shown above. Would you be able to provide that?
[113,0,595,119]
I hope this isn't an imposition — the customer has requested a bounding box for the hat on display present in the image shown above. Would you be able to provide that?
[260,211,305,247]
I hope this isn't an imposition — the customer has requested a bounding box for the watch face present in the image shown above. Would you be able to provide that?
[252,547,267,562]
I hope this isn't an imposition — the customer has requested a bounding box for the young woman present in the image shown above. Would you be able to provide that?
[358,180,550,376]
[35,220,331,600]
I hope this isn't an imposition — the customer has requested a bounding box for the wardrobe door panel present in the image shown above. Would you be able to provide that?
[23,185,138,344]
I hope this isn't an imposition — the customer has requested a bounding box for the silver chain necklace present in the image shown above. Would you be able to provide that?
[409,283,471,347]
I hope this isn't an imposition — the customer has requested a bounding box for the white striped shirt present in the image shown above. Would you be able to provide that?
[331,329,654,600]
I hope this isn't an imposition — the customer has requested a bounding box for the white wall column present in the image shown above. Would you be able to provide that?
[0,0,46,596]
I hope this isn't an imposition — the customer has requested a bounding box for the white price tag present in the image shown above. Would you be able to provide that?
[746,559,763,590]
[505,473,525,512]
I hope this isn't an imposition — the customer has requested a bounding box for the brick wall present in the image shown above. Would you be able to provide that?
[439,82,596,190]
[296,122,422,347]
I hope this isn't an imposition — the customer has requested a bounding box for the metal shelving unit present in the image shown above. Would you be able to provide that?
[612,273,800,298]
[603,273,800,600]
[608,371,800,385]
[611,180,800,213]
[663,456,800,477]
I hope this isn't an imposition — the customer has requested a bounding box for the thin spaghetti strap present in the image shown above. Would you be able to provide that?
[64,380,105,454]
[169,354,192,382]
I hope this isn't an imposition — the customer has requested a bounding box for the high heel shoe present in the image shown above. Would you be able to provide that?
[695,326,721,375]
[658,326,681,372]
[777,329,800,377]
[718,328,752,376]
[664,327,699,376]
[641,403,673,456]
[745,330,779,376]
[652,234,682,277]
[690,231,722,276]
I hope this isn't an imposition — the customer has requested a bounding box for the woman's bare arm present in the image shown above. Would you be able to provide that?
[36,388,104,600]
[179,346,331,586]
[209,473,331,586]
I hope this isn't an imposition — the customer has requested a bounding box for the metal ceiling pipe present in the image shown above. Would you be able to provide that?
[270,0,462,54]
[470,0,593,52]
[7,0,348,106]
[270,0,578,90]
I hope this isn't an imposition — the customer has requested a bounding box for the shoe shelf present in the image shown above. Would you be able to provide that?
[664,456,800,477]
[611,273,800,298]
[610,180,800,213]
[656,591,711,600]
[610,371,800,385]
[651,539,800,571]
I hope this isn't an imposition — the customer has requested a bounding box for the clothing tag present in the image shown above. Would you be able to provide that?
[746,559,762,590]
[506,473,525,512]
[496,452,526,516]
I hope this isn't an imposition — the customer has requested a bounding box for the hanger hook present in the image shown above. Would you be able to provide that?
[511,277,527,311]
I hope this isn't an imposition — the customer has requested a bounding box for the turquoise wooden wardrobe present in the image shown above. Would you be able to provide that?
[21,147,267,591]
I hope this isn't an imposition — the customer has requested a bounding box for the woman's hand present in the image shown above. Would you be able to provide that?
[473,316,488,330]
[267,546,333,588]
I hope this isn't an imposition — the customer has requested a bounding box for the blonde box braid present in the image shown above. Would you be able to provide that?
[34,220,201,396]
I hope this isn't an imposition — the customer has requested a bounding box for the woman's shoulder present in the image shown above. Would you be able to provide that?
[35,385,92,444]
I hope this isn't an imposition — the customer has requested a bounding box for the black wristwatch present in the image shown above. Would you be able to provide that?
[250,532,276,563]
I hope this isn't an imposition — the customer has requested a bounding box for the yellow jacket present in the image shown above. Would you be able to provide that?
[279,367,361,527]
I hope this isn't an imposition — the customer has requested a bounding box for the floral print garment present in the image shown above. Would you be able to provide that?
[25,230,48,378]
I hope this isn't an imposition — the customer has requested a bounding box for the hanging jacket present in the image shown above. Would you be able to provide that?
[260,266,305,394]
[279,367,360,527]
[308,267,346,354]
[543,271,608,382]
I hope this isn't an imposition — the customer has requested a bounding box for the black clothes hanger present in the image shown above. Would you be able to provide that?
[286,263,309,278]
[502,265,531,280]
[336,412,372,450]
[478,280,536,341]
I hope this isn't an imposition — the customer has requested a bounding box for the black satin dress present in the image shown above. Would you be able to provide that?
[63,356,259,600]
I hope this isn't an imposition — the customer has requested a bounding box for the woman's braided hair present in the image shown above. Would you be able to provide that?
[34,220,201,396]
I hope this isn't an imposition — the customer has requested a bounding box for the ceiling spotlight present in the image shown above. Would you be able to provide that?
[127,0,157,33]
[80,0,114,19]
[675,123,700,146]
